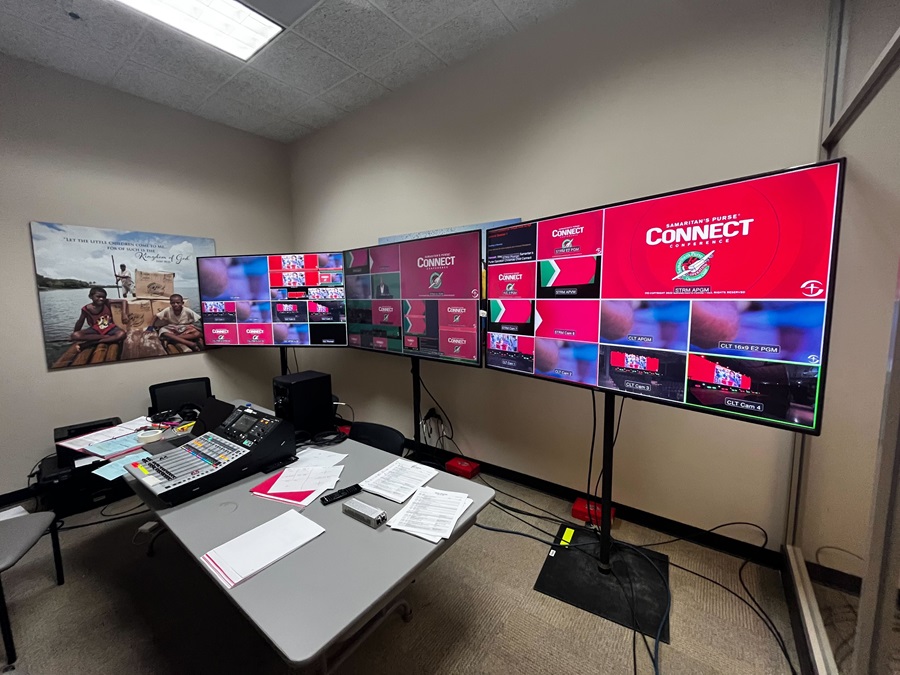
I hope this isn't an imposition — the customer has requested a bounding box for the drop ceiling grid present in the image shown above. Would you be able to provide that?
[0,0,580,142]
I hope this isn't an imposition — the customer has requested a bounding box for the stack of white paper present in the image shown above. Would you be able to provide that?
[388,487,472,543]
[271,465,344,504]
[293,448,347,467]
[0,506,29,522]
[200,510,325,589]
[360,459,438,503]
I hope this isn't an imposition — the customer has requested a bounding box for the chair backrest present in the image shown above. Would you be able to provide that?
[348,422,406,456]
[149,377,212,415]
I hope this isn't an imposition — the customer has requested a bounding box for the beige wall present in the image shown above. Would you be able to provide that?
[0,55,293,494]
[289,0,828,548]
[799,67,900,576]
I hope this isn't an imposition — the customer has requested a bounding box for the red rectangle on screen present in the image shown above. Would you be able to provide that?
[488,262,536,298]
[204,324,238,345]
[517,336,535,356]
[349,334,361,346]
[601,164,840,300]
[399,231,480,300]
[438,300,478,329]
[237,324,273,345]
[689,354,717,383]
[373,337,389,350]
[537,210,603,260]
[404,335,418,348]
[370,244,401,273]
[535,300,599,342]
[303,254,318,269]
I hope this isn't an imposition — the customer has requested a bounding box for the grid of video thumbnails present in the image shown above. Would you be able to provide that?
[485,161,840,431]
[198,253,347,346]
[343,231,481,364]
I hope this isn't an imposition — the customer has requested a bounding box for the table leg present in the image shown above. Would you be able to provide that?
[0,577,17,666]
[318,599,413,674]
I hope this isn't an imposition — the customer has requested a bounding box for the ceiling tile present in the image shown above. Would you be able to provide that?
[0,10,121,85]
[420,0,514,64]
[364,42,444,91]
[293,0,411,69]
[110,60,212,112]
[196,94,283,134]
[250,31,354,95]
[492,0,581,29]
[215,69,311,118]
[319,73,390,112]
[130,20,244,88]
[288,98,346,129]
[242,0,322,27]
[258,118,313,143]
[369,0,478,36]
[0,0,146,54]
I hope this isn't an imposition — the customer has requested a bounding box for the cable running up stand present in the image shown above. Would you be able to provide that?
[533,392,671,642]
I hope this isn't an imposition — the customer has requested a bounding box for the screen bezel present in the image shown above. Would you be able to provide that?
[484,158,845,435]
[343,230,484,369]
[195,250,349,348]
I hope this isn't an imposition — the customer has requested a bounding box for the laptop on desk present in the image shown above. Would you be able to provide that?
[143,397,236,455]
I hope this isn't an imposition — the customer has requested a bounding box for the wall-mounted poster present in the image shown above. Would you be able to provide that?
[30,222,216,369]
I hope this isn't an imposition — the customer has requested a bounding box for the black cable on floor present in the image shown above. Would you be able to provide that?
[58,510,150,531]
[641,521,794,671]
[481,504,667,674]
[613,540,670,672]
[667,559,797,674]
[437,432,580,527]
[100,501,147,517]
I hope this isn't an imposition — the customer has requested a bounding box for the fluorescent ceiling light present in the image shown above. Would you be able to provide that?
[113,0,282,60]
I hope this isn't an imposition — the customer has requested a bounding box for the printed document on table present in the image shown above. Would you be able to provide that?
[293,448,348,468]
[270,466,343,494]
[388,487,472,541]
[200,510,324,589]
[56,417,151,450]
[360,459,438,503]
[0,506,29,522]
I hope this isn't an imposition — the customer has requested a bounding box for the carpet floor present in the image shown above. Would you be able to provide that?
[2,476,798,674]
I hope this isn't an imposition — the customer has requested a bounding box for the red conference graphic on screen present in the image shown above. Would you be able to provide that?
[343,232,482,365]
[486,161,842,433]
[536,210,603,260]
[399,231,481,300]
[488,262,536,299]
[601,164,839,300]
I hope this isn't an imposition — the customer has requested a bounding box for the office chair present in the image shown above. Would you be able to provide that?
[0,512,64,668]
[148,377,212,417]
[348,422,405,456]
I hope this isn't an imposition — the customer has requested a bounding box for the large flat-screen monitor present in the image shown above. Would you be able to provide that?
[485,160,844,434]
[197,252,347,347]
[343,230,482,366]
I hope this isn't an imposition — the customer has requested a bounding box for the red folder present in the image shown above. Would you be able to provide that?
[250,471,316,507]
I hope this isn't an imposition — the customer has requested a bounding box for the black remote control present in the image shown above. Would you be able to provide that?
[320,484,362,505]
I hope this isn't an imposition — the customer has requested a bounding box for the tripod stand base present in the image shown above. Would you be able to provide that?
[534,524,671,642]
